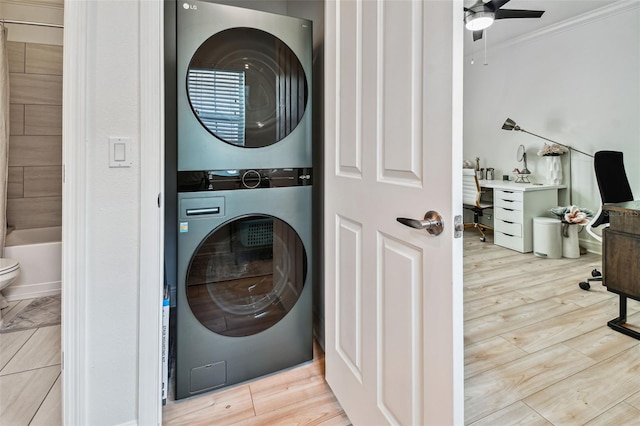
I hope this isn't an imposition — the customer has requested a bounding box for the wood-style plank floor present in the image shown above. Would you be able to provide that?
[163,340,351,425]
[7,230,640,425]
[464,230,640,425]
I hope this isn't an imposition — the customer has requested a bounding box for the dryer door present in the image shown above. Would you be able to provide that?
[187,28,308,148]
[186,214,307,337]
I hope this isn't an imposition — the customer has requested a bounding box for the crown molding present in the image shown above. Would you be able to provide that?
[465,0,640,57]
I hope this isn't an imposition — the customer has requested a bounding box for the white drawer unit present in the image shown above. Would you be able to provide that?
[495,196,523,211]
[495,218,522,237]
[495,230,525,252]
[495,189,523,202]
[482,185,564,253]
[495,205,521,223]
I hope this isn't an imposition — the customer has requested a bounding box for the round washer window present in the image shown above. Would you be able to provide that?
[186,215,307,337]
[187,27,308,148]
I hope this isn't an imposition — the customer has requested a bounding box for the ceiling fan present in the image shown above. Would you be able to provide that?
[464,0,545,42]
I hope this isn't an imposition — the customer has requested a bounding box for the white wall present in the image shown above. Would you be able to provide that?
[78,1,141,424]
[464,5,640,248]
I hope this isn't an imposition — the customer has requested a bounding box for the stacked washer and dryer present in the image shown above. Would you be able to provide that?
[173,0,313,399]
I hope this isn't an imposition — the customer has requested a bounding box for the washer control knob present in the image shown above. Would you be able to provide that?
[242,170,261,189]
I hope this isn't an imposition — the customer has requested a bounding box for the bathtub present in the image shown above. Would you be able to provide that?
[2,226,62,301]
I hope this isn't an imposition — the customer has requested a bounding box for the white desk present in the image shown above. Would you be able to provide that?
[479,180,567,253]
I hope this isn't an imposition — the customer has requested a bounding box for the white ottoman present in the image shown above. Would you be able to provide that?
[533,217,562,259]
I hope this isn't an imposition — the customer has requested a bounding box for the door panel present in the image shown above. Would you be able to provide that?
[336,215,363,380]
[337,0,362,177]
[380,1,422,184]
[378,233,423,425]
[325,0,464,424]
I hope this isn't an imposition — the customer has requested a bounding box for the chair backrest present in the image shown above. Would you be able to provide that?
[590,150,634,231]
[463,168,481,208]
[594,150,634,205]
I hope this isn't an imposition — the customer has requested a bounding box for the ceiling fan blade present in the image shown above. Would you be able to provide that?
[473,30,484,42]
[495,9,545,19]
[485,0,511,12]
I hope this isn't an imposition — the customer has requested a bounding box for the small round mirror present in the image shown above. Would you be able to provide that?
[516,144,526,162]
[516,144,531,174]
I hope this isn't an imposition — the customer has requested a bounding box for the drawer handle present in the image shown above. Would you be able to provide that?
[502,220,514,224]
[502,199,514,203]
[504,191,514,193]
[503,233,515,237]
[503,208,514,212]
[186,207,220,216]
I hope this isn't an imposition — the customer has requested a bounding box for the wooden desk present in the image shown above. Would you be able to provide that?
[479,180,566,253]
[603,200,640,339]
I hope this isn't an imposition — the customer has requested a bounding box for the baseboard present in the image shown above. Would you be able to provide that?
[580,237,602,256]
[3,281,62,301]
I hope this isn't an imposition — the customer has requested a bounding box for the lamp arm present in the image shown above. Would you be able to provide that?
[520,129,593,158]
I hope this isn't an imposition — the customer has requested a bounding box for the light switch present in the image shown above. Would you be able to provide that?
[114,143,126,161]
[109,137,133,168]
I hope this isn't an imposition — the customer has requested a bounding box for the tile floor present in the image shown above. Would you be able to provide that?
[0,298,61,426]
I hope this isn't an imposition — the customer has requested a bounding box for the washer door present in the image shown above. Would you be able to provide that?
[186,215,307,337]
[186,27,308,148]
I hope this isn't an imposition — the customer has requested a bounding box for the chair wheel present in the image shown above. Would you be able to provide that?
[591,269,602,278]
[579,281,590,291]
[480,237,486,242]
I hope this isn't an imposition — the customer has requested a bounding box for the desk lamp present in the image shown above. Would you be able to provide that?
[501,118,594,204]
[501,118,592,158]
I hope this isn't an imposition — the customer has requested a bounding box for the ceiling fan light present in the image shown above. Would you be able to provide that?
[465,11,494,31]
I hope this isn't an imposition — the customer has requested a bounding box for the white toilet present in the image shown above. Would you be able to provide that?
[0,258,21,327]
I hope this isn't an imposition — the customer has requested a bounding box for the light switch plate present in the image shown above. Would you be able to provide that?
[109,137,133,168]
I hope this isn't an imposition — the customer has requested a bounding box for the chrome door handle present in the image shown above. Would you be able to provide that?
[396,211,444,236]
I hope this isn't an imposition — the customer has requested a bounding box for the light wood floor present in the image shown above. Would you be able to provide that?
[163,340,351,425]
[5,232,640,425]
[464,230,640,425]
[0,299,61,426]
[0,297,348,426]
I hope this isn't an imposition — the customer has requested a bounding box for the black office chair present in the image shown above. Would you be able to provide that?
[579,151,634,290]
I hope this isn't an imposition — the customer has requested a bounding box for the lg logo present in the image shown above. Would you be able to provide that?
[183,3,197,10]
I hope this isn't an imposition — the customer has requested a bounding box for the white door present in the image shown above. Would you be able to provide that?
[324,1,464,425]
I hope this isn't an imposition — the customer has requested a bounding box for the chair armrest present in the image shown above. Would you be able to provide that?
[586,205,606,242]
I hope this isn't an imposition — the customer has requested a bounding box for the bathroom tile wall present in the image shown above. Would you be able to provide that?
[6,41,62,230]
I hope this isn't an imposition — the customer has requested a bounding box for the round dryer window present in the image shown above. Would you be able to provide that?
[186,215,307,337]
[186,27,309,148]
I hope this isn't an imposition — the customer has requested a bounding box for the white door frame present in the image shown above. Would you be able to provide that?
[61,1,89,422]
[137,1,165,424]
[62,0,165,424]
